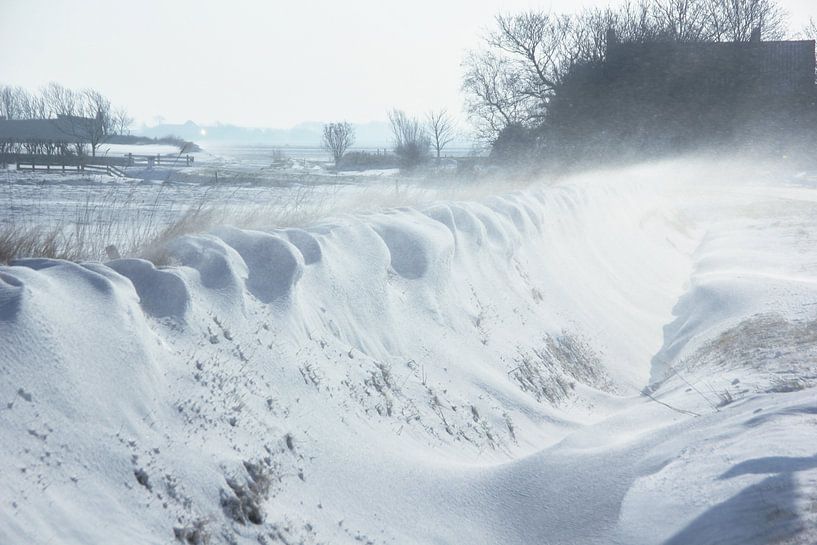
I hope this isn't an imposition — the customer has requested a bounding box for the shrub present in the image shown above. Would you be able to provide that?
[388,109,430,170]
[336,151,399,171]
[394,141,431,170]
[173,519,210,545]
[220,459,278,525]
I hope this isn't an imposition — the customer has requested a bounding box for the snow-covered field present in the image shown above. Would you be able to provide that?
[0,170,423,259]
[97,143,183,157]
[1,159,816,545]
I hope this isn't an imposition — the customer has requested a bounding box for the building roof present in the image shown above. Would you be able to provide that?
[0,115,95,142]
[606,36,817,96]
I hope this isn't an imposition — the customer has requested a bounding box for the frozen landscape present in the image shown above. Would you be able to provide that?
[3,0,817,543]
[2,158,816,544]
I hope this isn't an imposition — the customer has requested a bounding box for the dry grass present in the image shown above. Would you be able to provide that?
[0,180,338,265]
[0,167,542,265]
[0,224,68,263]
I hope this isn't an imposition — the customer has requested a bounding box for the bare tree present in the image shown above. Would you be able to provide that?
[566,8,618,64]
[41,82,79,117]
[321,122,355,166]
[489,12,577,106]
[462,50,531,139]
[492,13,555,89]
[802,17,817,39]
[79,89,113,157]
[113,107,134,136]
[564,3,660,68]
[16,88,47,119]
[616,1,663,42]
[426,109,456,162]
[803,18,817,81]
[0,88,14,158]
[705,0,787,42]
[652,0,712,41]
[462,11,596,141]
[388,109,430,169]
[0,86,23,120]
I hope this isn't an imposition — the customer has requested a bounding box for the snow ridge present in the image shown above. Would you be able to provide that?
[2,162,816,545]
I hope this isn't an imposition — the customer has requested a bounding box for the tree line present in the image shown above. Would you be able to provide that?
[321,108,457,170]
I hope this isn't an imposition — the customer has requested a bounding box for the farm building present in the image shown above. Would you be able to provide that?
[0,115,96,155]
[546,27,817,158]
[604,28,816,101]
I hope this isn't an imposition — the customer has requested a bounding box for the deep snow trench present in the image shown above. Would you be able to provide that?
[1,159,816,545]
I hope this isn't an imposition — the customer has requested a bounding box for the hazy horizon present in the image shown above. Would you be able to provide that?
[2,0,814,130]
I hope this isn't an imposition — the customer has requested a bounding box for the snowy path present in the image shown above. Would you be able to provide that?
[1,160,816,544]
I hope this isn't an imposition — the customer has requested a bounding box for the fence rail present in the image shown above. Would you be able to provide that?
[1,151,195,175]
[124,153,194,167]
[81,164,127,177]
[14,160,127,177]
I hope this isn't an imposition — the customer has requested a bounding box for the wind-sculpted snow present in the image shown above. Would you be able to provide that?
[108,258,192,319]
[372,211,454,280]
[1,160,816,545]
[211,226,305,303]
[0,271,24,322]
[167,234,247,292]
[282,228,322,265]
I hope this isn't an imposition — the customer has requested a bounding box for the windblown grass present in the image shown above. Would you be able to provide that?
[0,168,539,265]
[0,180,334,264]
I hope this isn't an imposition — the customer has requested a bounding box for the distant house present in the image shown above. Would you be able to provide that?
[0,115,97,155]
[605,29,815,100]
[547,28,817,158]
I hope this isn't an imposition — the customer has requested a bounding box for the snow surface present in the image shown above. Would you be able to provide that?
[1,159,816,545]
[96,143,182,156]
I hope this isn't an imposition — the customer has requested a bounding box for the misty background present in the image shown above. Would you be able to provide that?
[2,0,812,144]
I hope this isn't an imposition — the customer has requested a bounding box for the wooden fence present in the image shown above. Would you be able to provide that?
[1,151,194,177]
[15,160,126,177]
[124,153,194,167]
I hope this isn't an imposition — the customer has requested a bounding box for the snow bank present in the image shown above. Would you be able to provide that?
[211,227,305,304]
[1,160,816,545]
[107,258,191,319]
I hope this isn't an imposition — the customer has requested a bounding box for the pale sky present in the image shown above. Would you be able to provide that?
[0,0,814,128]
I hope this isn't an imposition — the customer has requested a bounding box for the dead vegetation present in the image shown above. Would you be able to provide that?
[0,166,542,266]
[174,518,211,545]
[0,224,67,263]
[220,459,279,526]
[0,180,331,265]
[510,333,614,404]
[685,314,817,386]
[667,315,817,408]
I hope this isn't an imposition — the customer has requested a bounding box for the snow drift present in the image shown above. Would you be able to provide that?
[1,159,816,545]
